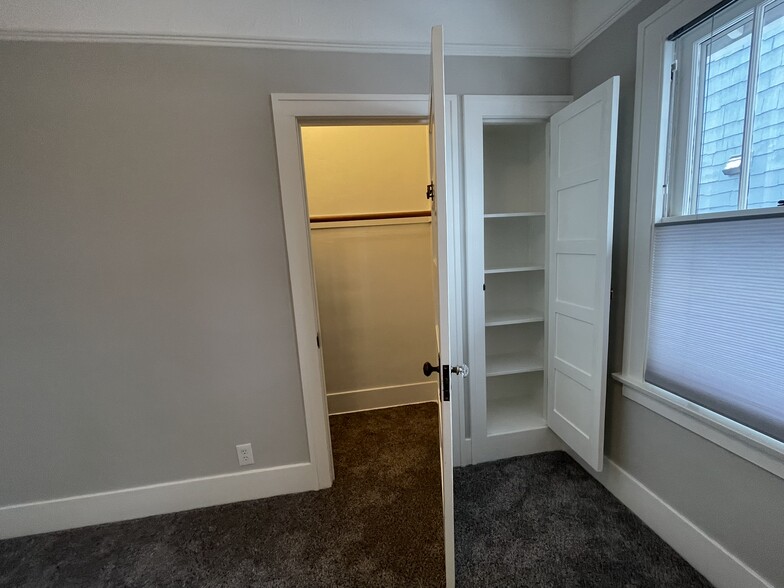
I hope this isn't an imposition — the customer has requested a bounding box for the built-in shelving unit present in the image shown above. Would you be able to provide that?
[484,265,544,274]
[486,354,544,377]
[485,308,544,327]
[463,94,572,465]
[479,122,548,439]
[486,372,545,436]
[483,212,545,219]
[461,90,616,468]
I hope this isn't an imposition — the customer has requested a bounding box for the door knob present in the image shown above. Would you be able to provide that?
[423,361,439,377]
[451,364,469,377]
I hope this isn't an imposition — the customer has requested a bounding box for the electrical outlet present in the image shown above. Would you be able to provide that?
[236,443,254,466]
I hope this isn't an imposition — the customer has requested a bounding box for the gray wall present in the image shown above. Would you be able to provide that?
[571,2,784,585]
[0,41,569,506]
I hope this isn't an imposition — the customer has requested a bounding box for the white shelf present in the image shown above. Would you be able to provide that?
[486,353,544,377]
[485,265,544,274]
[487,388,546,436]
[484,212,545,218]
[485,308,544,327]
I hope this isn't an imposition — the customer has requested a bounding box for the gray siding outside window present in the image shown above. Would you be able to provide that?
[697,10,784,212]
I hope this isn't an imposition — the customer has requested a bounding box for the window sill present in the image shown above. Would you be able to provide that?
[612,373,784,481]
[656,206,784,226]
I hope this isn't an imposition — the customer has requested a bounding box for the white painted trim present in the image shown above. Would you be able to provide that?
[0,462,316,540]
[327,382,438,415]
[447,92,471,468]
[473,428,565,464]
[615,375,784,481]
[0,30,571,58]
[656,206,784,225]
[586,456,775,588]
[330,399,437,416]
[571,0,643,56]
[623,0,722,388]
[271,93,464,490]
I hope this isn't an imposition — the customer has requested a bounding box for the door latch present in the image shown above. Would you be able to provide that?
[424,361,467,401]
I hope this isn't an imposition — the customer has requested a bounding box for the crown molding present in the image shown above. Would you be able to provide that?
[0,29,572,58]
[571,0,642,56]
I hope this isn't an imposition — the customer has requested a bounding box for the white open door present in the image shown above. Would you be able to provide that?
[426,24,456,588]
[547,76,619,472]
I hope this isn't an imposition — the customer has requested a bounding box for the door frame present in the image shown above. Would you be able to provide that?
[271,93,465,488]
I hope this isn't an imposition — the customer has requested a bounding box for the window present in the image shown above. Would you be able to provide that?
[622,0,784,479]
[645,216,784,443]
[667,0,784,217]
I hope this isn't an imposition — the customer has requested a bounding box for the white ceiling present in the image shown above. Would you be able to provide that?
[0,0,641,57]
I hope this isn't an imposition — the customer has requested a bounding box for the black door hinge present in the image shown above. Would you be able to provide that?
[426,183,434,201]
[316,333,320,348]
[441,364,450,402]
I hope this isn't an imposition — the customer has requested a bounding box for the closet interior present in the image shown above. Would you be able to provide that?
[300,124,439,416]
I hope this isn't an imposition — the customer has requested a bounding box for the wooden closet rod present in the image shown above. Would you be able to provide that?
[309,210,431,223]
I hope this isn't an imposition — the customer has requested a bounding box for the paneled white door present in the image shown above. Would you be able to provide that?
[428,24,455,588]
[547,76,619,472]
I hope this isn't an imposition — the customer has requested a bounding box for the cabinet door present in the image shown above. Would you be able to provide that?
[546,76,619,472]
[428,24,456,588]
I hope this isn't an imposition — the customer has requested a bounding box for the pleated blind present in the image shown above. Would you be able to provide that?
[645,215,784,443]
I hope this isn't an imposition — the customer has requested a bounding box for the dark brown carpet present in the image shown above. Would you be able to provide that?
[455,451,713,587]
[0,404,445,587]
[0,404,713,587]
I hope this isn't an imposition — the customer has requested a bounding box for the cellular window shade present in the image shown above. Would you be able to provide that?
[645,216,784,443]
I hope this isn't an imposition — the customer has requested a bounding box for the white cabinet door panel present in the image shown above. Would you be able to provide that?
[547,76,619,472]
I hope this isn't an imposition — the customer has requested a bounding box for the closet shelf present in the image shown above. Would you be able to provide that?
[487,394,547,436]
[485,308,544,327]
[484,212,545,219]
[486,353,544,377]
[484,264,544,274]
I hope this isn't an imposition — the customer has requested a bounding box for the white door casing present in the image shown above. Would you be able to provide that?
[429,25,456,588]
[272,91,462,580]
[546,76,619,471]
[271,93,461,491]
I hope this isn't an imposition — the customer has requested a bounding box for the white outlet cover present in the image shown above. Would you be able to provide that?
[236,443,254,466]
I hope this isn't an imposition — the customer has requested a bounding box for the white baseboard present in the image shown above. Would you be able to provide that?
[590,456,773,588]
[0,462,317,540]
[472,427,565,465]
[327,381,438,415]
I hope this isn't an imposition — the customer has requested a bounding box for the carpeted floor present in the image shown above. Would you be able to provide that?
[454,451,712,587]
[0,404,711,587]
[0,404,445,587]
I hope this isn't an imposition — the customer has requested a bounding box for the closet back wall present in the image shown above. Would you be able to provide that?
[301,125,438,414]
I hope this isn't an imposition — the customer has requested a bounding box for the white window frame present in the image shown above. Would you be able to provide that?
[667,0,784,219]
[617,0,784,480]
[667,0,756,217]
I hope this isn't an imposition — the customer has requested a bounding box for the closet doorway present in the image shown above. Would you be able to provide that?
[271,86,460,586]
[300,123,439,416]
